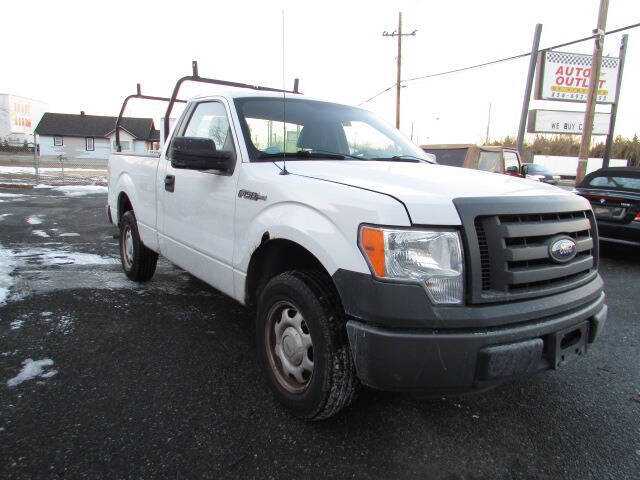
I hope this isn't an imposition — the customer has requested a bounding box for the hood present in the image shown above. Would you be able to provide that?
[283,160,573,225]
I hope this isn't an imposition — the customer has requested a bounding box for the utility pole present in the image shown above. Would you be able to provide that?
[485,102,492,144]
[517,23,543,155]
[383,12,417,129]
[603,34,629,167]
[576,0,609,184]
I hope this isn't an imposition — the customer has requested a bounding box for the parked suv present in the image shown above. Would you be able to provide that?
[421,144,522,177]
[108,76,606,420]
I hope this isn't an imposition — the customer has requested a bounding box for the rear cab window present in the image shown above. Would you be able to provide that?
[422,148,468,167]
[588,175,640,191]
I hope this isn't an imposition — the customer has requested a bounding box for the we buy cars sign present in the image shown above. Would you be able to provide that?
[535,51,619,104]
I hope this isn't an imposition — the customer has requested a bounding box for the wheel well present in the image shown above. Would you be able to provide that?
[117,192,133,224]
[246,237,333,307]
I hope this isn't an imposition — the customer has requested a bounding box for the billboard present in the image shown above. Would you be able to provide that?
[535,51,619,104]
[527,109,610,135]
[9,96,34,133]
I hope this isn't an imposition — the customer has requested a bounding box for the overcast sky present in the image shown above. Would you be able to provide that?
[2,0,639,145]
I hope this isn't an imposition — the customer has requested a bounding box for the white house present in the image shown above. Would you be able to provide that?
[34,112,160,161]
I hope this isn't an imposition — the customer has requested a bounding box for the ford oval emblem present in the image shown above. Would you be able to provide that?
[548,236,577,263]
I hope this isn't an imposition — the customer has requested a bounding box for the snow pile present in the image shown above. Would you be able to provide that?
[58,233,80,237]
[26,215,43,225]
[7,358,57,387]
[32,230,50,238]
[0,243,16,305]
[0,214,13,221]
[0,192,25,198]
[51,185,107,197]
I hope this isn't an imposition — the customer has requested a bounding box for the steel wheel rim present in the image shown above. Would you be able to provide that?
[265,300,314,394]
[122,225,134,270]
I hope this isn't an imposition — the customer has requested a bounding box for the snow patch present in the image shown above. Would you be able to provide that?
[0,243,16,305]
[10,318,24,330]
[27,215,43,225]
[17,248,118,266]
[58,233,80,237]
[40,311,53,318]
[0,214,13,221]
[51,185,107,197]
[0,192,25,198]
[32,230,50,238]
[7,358,57,387]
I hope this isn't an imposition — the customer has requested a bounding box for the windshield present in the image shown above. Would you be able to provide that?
[234,97,431,162]
[527,164,552,175]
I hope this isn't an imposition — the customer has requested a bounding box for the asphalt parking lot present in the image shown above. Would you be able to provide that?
[1,186,639,479]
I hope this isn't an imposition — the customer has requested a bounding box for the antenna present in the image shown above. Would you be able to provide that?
[280,10,289,175]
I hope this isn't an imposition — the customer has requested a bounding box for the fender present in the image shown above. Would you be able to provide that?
[236,201,369,277]
[111,170,159,251]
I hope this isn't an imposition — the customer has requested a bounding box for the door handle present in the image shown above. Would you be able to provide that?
[164,174,175,192]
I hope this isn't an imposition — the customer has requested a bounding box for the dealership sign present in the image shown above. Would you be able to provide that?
[9,96,33,134]
[535,51,619,104]
[527,109,610,135]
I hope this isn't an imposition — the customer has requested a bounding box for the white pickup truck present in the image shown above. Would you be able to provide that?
[107,79,607,420]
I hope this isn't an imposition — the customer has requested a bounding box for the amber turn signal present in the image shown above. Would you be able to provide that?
[359,227,385,277]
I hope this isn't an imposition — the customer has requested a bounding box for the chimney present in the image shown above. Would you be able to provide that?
[80,111,85,116]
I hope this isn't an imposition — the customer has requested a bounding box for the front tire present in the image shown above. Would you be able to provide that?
[256,270,359,420]
[119,210,158,282]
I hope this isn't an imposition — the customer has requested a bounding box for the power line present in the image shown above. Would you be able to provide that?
[358,21,640,106]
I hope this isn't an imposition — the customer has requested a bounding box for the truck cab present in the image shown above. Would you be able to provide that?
[107,69,606,420]
[421,144,523,177]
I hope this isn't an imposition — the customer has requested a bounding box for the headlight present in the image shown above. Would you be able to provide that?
[358,226,464,305]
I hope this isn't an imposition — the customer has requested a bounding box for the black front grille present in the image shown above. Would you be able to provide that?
[475,210,595,300]
[474,218,491,290]
[453,196,599,304]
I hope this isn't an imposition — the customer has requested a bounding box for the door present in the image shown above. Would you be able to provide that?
[503,150,521,177]
[159,99,240,297]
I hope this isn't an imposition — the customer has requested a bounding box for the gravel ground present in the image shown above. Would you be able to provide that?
[0,187,638,479]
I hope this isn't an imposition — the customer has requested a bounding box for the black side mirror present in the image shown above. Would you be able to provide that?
[521,165,528,174]
[169,136,233,172]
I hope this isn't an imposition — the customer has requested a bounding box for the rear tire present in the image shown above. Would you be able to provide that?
[119,210,158,282]
[256,270,359,420]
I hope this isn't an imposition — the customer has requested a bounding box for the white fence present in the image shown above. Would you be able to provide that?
[532,155,628,178]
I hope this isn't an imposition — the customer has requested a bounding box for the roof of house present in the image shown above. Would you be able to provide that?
[34,112,157,141]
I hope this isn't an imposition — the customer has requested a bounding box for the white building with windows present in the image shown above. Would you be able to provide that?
[34,112,159,161]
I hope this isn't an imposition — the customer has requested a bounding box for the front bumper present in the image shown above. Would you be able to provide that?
[334,270,607,393]
[347,296,606,393]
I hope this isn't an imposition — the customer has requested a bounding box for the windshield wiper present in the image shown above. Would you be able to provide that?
[371,155,432,163]
[258,150,364,161]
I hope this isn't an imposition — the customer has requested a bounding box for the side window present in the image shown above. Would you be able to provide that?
[184,101,234,152]
[54,136,63,146]
[503,151,519,171]
[113,140,130,151]
[478,151,502,173]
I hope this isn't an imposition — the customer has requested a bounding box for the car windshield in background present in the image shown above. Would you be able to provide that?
[234,97,431,162]
[587,174,640,191]
[528,164,553,175]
